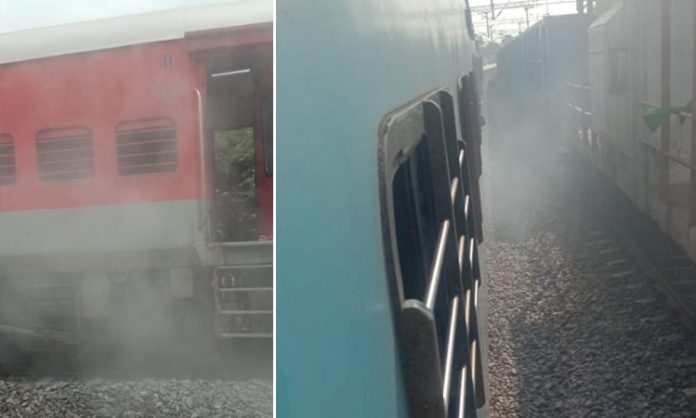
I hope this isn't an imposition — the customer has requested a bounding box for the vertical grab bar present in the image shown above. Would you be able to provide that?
[194,89,210,236]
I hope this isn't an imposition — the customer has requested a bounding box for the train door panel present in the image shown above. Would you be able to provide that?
[186,24,273,243]
[255,82,273,239]
[207,67,259,242]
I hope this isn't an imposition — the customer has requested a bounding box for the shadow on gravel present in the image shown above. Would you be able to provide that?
[484,97,696,418]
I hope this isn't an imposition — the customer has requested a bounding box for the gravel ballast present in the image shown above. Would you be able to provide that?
[0,378,272,417]
[0,340,272,416]
[483,107,696,417]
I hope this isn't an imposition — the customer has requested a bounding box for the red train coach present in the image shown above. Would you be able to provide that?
[0,1,273,351]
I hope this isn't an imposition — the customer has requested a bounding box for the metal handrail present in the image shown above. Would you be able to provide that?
[639,139,695,171]
[458,235,466,271]
[442,296,460,407]
[194,88,209,233]
[425,220,451,310]
[464,195,470,219]
[567,103,592,117]
[470,341,478,396]
[468,238,475,272]
[450,177,460,204]
[565,96,696,171]
[458,366,468,418]
[194,89,207,199]
[464,289,471,332]
[565,82,591,91]
[565,82,591,120]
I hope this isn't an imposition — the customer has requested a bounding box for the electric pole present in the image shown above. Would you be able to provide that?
[524,6,531,28]
[473,1,578,42]
[483,11,492,39]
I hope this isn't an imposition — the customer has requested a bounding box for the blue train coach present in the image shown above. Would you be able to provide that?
[277,1,488,416]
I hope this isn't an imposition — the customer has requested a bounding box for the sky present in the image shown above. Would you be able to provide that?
[0,0,577,39]
[0,0,243,33]
[469,0,578,42]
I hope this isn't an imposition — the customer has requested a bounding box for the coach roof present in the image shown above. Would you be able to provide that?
[0,0,271,65]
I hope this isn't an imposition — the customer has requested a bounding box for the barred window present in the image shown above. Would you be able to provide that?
[379,90,485,417]
[116,117,177,176]
[0,133,16,186]
[36,126,95,183]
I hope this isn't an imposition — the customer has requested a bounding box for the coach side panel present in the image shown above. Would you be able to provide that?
[0,41,203,267]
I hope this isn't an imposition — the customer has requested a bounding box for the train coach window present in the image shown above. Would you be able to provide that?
[36,126,95,183]
[380,90,485,416]
[0,134,16,186]
[115,117,178,176]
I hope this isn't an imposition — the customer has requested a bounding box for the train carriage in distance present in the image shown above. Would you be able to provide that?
[0,1,273,354]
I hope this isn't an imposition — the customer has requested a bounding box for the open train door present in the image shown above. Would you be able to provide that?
[186,23,273,339]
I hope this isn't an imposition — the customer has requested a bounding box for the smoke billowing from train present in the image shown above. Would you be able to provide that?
[486,0,696,262]
[0,2,273,378]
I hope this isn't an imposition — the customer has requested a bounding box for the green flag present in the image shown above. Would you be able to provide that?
[642,102,692,133]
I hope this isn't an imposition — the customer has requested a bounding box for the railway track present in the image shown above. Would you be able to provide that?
[484,106,696,415]
[628,241,696,329]
[573,155,696,406]
[580,157,696,332]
